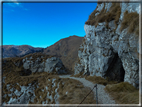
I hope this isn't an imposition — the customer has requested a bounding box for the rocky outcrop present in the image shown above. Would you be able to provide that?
[3,83,36,104]
[2,53,67,104]
[3,53,67,75]
[74,2,140,88]
[2,75,60,104]
[22,56,67,74]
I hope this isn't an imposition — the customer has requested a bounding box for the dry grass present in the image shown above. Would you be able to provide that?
[3,66,96,104]
[120,10,139,35]
[85,75,118,86]
[29,74,96,104]
[71,73,83,77]
[58,78,96,104]
[33,74,60,104]
[71,72,87,78]
[3,69,60,104]
[104,82,139,104]
[3,53,66,104]
[3,44,95,104]
[85,3,121,29]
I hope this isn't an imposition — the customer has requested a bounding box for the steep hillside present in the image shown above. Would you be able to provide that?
[74,2,140,89]
[44,35,83,73]
[2,53,95,104]
[1,45,44,58]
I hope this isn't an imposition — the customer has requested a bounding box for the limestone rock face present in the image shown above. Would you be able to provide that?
[2,53,67,75]
[22,55,67,74]
[74,2,140,88]
[3,83,36,104]
[2,76,60,104]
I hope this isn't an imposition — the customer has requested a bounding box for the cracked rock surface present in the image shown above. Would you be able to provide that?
[74,2,140,88]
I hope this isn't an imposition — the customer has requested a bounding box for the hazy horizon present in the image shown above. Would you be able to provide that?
[3,2,97,48]
[1,35,84,48]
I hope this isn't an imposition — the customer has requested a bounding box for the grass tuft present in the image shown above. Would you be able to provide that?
[85,75,107,85]
[71,72,86,78]
[105,82,139,104]
[85,3,121,29]
[58,78,96,104]
[105,82,137,92]
[120,10,139,35]
[85,75,118,85]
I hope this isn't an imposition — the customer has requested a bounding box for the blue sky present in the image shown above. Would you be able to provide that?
[3,2,97,48]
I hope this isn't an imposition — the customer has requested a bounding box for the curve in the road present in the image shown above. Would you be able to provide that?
[59,75,116,104]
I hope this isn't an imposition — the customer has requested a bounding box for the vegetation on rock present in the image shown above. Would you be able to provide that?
[85,3,121,30]
[120,10,139,35]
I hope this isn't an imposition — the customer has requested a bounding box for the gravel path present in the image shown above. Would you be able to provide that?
[59,75,116,104]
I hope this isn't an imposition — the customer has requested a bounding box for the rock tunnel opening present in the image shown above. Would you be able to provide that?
[105,53,125,82]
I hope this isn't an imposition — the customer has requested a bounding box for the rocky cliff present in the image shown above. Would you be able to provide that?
[74,2,140,88]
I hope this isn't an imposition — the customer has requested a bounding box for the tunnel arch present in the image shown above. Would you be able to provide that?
[104,53,125,82]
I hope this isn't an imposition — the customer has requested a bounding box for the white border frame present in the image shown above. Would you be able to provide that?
[0,0,141,106]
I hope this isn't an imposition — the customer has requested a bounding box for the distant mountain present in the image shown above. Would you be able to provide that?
[43,35,83,73]
[1,35,83,73]
[1,45,44,58]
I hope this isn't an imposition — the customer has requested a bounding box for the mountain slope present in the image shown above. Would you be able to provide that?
[43,35,83,73]
[1,45,44,58]
[2,53,95,104]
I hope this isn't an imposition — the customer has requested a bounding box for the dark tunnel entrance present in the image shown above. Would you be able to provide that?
[105,53,125,82]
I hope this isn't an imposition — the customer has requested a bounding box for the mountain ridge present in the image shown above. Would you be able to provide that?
[2,35,84,73]
[1,45,44,58]
[43,35,84,73]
